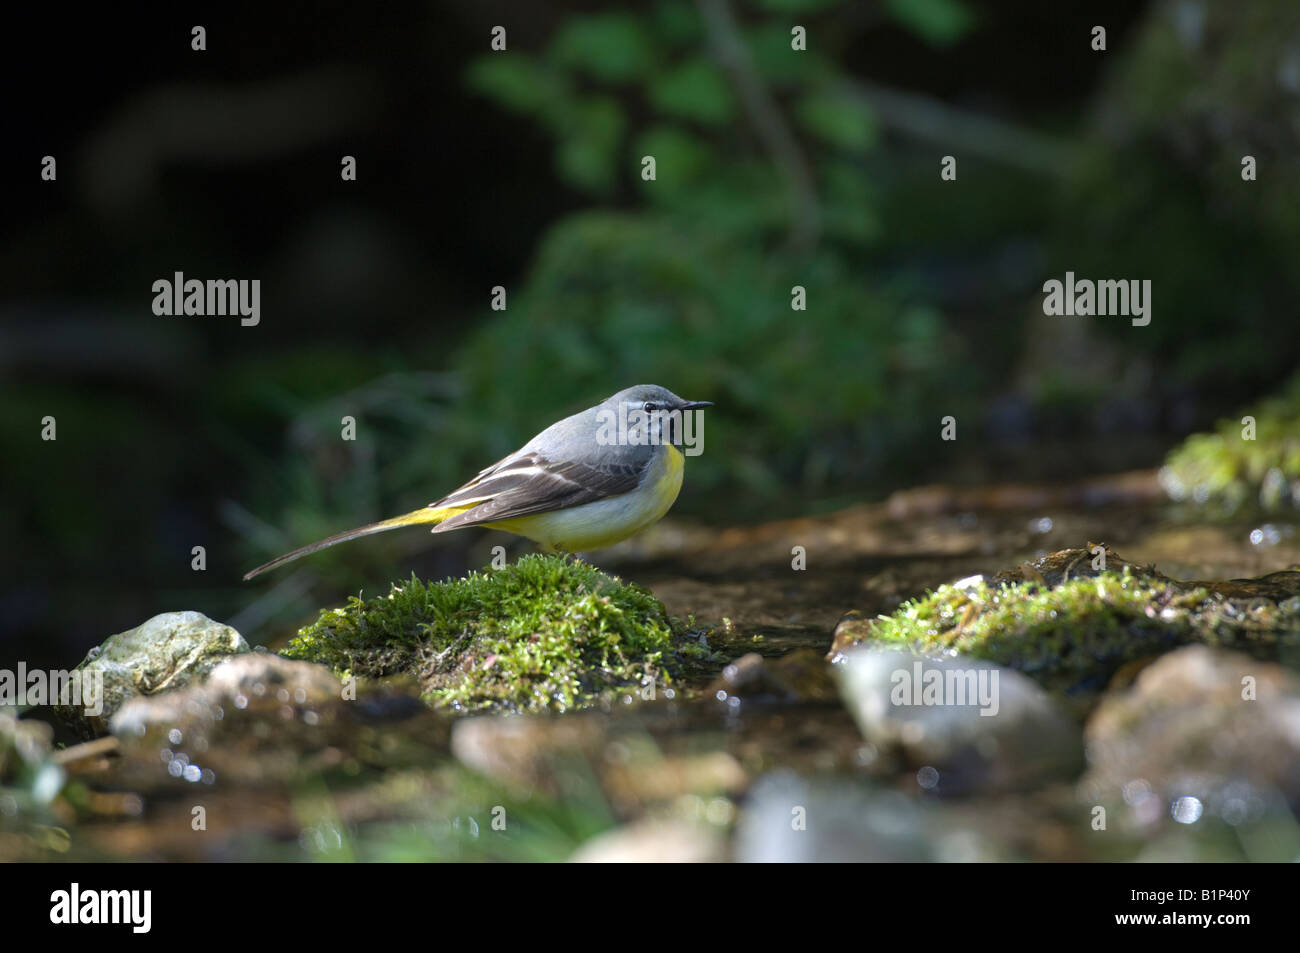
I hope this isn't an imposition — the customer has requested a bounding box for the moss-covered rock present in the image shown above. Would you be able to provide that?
[1160,372,1300,513]
[830,545,1300,693]
[281,554,677,712]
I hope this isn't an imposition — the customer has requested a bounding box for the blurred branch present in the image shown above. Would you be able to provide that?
[839,78,1071,176]
[698,0,820,254]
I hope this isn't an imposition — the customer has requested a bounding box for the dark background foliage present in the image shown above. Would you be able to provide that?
[3,0,1296,666]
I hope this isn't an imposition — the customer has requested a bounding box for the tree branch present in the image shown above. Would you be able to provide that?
[699,0,821,255]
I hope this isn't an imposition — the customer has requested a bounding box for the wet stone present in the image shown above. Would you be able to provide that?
[705,649,839,704]
[835,648,1083,796]
[109,653,343,737]
[570,819,728,863]
[734,772,1006,862]
[1080,645,1300,851]
[451,710,747,814]
[829,546,1300,694]
[55,611,249,738]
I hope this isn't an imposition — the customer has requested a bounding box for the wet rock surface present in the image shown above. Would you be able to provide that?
[734,772,1003,862]
[706,649,839,704]
[829,544,1300,694]
[5,494,1300,861]
[569,818,727,863]
[55,611,249,738]
[836,649,1083,795]
[1080,645,1300,858]
[109,652,344,738]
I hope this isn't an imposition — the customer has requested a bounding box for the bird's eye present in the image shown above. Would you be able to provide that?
[643,401,656,413]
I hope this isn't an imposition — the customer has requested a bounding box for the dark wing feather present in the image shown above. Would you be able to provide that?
[429,452,645,532]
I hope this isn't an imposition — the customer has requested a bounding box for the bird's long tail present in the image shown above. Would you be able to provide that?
[242,505,464,581]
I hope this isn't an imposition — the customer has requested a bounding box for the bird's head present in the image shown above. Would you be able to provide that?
[598,385,713,452]
[604,384,714,414]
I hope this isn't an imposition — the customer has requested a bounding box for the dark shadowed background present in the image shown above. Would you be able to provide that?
[4,0,1298,669]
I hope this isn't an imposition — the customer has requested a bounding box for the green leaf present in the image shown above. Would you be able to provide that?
[550,13,658,83]
[746,23,833,85]
[884,0,974,47]
[649,58,735,124]
[822,159,881,244]
[795,90,877,152]
[465,54,568,118]
[652,0,704,48]
[633,125,712,197]
[555,96,626,195]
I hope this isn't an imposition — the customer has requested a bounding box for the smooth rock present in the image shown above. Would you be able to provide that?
[570,819,727,863]
[56,611,248,737]
[734,771,1005,862]
[110,652,341,737]
[451,711,746,809]
[1081,645,1300,837]
[835,647,1083,794]
[706,649,839,703]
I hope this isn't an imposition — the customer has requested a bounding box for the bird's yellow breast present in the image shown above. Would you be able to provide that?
[488,444,685,551]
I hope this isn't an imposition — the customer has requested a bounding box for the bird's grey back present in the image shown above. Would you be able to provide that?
[519,390,664,473]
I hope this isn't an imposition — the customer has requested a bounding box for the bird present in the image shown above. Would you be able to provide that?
[243,384,713,580]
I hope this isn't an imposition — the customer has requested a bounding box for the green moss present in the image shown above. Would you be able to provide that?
[1161,373,1300,513]
[281,554,676,712]
[832,547,1300,693]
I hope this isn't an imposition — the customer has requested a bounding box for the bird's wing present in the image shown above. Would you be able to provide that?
[427,451,647,532]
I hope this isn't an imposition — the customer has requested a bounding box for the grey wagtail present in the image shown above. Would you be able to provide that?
[243,384,712,580]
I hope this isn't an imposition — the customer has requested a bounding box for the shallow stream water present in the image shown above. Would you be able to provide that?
[8,471,1300,861]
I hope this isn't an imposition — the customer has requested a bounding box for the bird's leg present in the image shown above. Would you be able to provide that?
[547,544,585,565]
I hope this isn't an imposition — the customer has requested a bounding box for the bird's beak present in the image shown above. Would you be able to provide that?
[680,400,714,410]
